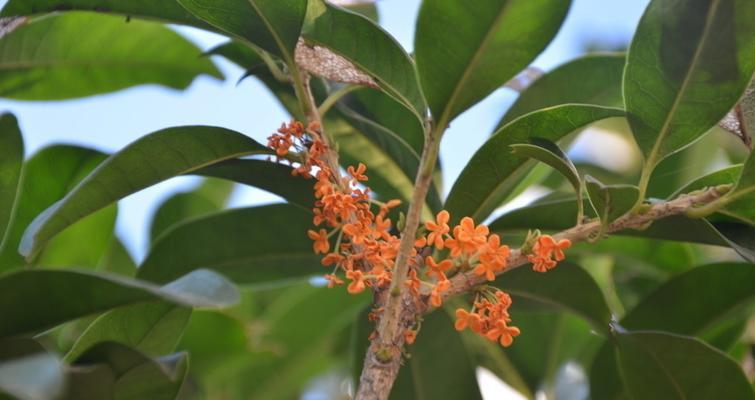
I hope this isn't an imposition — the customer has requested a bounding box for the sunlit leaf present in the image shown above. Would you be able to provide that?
[0,268,238,337]
[0,113,23,248]
[445,105,624,223]
[615,331,754,400]
[415,0,571,127]
[65,302,191,362]
[497,53,625,127]
[0,12,221,100]
[138,204,320,285]
[303,0,427,119]
[625,0,755,178]
[19,126,270,260]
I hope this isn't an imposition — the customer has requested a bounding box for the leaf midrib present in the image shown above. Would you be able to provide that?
[642,0,722,168]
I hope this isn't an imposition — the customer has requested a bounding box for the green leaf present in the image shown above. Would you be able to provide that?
[96,237,137,278]
[497,53,626,127]
[72,342,188,400]
[148,179,233,243]
[671,164,753,226]
[0,0,215,30]
[445,104,624,223]
[0,114,23,248]
[0,352,64,400]
[389,310,483,400]
[495,262,612,331]
[0,12,221,101]
[615,331,754,400]
[138,204,320,284]
[195,159,315,212]
[19,126,270,260]
[0,268,239,337]
[415,0,571,127]
[625,0,755,175]
[510,138,582,218]
[65,302,191,362]
[177,0,306,60]
[0,145,107,271]
[590,262,755,400]
[584,175,640,229]
[303,0,427,120]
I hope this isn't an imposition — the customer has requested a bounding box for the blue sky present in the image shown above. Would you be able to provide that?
[0,0,649,260]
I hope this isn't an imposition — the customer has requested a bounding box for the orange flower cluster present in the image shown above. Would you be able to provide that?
[268,120,406,296]
[527,235,571,273]
[455,290,520,347]
[267,120,571,349]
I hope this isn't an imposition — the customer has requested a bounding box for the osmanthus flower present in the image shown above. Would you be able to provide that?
[425,210,450,249]
[268,120,564,350]
[425,256,453,280]
[307,229,330,254]
[445,217,489,257]
[455,289,520,347]
[347,269,366,294]
[528,234,571,273]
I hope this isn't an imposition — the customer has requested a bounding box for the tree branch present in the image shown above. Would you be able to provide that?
[444,186,726,298]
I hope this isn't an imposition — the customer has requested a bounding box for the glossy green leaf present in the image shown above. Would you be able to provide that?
[138,204,320,284]
[590,262,755,400]
[445,105,624,223]
[19,126,270,260]
[195,159,315,212]
[584,175,640,228]
[148,179,233,243]
[0,145,107,271]
[615,331,754,400]
[389,310,483,400]
[415,0,571,126]
[510,138,582,205]
[0,352,64,400]
[303,0,427,119]
[0,114,22,248]
[96,237,137,278]
[720,150,755,225]
[0,0,214,30]
[73,342,188,400]
[65,302,191,362]
[497,53,626,127]
[0,12,221,100]
[625,0,755,173]
[0,268,238,337]
[177,0,306,59]
[495,262,612,331]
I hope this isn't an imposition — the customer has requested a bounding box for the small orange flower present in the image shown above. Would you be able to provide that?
[346,270,366,294]
[307,229,330,254]
[321,252,344,266]
[425,256,453,280]
[347,163,369,182]
[454,309,482,333]
[405,268,421,295]
[445,217,489,257]
[528,235,571,272]
[404,329,417,345]
[430,278,451,307]
[324,274,344,288]
[485,320,521,347]
[425,210,450,249]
